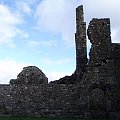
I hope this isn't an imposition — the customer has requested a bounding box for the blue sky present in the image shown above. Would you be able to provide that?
[0,0,120,84]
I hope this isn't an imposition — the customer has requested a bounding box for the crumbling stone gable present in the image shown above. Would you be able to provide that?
[10,66,48,85]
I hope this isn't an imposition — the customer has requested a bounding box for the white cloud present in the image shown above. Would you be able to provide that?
[28,40,57,47]
[42,58,71,65]
[35,0,80,45]
[0,4,22,47]
[0,59,32,84]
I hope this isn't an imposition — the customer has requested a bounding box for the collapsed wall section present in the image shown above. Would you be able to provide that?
[0,66,87,117]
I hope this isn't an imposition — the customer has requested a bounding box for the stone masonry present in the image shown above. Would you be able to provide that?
[0,5,119,119]
[75,5,87,80]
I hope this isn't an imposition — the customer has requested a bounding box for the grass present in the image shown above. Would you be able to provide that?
[0,116,109,120]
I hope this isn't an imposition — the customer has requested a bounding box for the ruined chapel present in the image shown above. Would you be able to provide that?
[0,5,120,119]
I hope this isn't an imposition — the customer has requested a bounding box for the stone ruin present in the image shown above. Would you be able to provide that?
[10,66,48,85]
[0,5,120,119]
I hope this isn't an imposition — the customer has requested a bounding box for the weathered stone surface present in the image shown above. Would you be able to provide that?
[85,18,120,118]
[6,84,86,117]
[0,5,119,119]
[10,66,48,85]
[75,5,87,81]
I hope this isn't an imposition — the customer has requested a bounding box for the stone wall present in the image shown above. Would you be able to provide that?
[86,18,120,118]
[0,80,87,117]
[7,84,86,117]
[0,5,119,119]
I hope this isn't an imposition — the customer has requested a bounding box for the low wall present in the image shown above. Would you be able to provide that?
[0,83,87,117]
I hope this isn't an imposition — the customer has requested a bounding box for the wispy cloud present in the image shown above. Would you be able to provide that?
[15,1,33,15]
[24,0,40,5]
[42,58,71,65]
[17,29,29,39]
[28,40,57,47]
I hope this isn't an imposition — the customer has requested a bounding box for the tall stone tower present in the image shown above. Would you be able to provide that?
[75,5,87,79]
